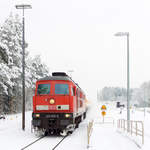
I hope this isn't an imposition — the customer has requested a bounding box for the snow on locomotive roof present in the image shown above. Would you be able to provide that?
[37,75,72,81]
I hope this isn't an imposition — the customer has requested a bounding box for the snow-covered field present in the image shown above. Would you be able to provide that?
[0,102,150,150]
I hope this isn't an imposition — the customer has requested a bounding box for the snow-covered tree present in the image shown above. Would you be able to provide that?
[99,83,150,107]
[0,42,14,113]
[99,87,127,102]
[0,43,11,94]
[25,55,49,110]
[0,13,50,113]
[26,55,49,88]
[0,13,23,113]
[140,82,150,107]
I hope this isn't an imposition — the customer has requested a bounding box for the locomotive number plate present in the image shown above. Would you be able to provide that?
[46,114,59,118]
[49,105,56,110]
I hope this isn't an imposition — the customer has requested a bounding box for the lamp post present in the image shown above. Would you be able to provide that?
[115,32,130,132]
[15,4,32,130]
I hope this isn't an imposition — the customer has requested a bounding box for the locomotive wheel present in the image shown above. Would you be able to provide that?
[60,130,68,136]
[75,123,79,128]
[68,131,73,134]
[83,112,86,119]
[44,131,48,136]
[81,115,84,122]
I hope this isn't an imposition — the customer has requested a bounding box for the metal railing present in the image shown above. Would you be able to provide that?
[87,120,94,148]
[117,119,144,144]
[96,117,114,125]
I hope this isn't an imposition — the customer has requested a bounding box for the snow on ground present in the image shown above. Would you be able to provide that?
[0,101,150,150]
[87,101,150,150]
[90,124,139,150]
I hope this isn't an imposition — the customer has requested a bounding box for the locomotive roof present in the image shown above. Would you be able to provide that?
[37,76,72,82]
[37,75,84,94]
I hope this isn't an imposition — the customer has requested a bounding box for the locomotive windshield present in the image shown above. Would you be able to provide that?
[37,84,50,95]
[55,84,69,95]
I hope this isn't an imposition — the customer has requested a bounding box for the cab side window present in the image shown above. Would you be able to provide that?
[76,89,78,96]
[71,87,74,96]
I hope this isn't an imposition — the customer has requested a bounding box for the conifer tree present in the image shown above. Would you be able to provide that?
[0,13,50,113]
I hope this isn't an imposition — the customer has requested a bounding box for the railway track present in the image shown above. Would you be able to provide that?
[52,135,68,150]
[21,136,45,150]
[20,135,68,150]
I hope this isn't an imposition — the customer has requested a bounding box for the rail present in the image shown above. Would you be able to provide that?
[117,119,144,144]
[21,136,45,150]
[87,120,93,148]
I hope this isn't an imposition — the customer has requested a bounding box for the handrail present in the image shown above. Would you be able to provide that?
[87,117,114,148]
[94,117,114,125]
[117,119,144,144]
[87,120,93,148]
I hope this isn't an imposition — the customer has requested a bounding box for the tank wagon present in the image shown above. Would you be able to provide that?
[32,72,87,136]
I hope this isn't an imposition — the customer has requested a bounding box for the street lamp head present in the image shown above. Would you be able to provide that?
[114,32,129,37]
[15,4,32,9]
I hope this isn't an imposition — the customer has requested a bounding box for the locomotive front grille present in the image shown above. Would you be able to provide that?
[48,119,57,127]
[60,120,70,125]
[32,112,74,129]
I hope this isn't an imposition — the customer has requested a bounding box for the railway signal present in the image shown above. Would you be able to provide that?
[101,105,107,123]
[101,111,106,116]
[101,105,107,110]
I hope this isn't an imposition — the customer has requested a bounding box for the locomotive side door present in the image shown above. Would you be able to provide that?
[76,88,79,113]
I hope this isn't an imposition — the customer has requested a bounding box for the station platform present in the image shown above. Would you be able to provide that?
[89,123,139,150]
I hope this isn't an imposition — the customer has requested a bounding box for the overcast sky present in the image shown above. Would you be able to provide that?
[1,0,150,100]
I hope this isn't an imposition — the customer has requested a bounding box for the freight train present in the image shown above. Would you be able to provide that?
[32,72,87,136]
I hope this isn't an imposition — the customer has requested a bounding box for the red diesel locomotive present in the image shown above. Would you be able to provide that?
[32,72,87,136]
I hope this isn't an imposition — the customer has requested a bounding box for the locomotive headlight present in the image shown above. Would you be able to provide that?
[50,99,55,104]
[65,114,71,118]
[35,114,40,117]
